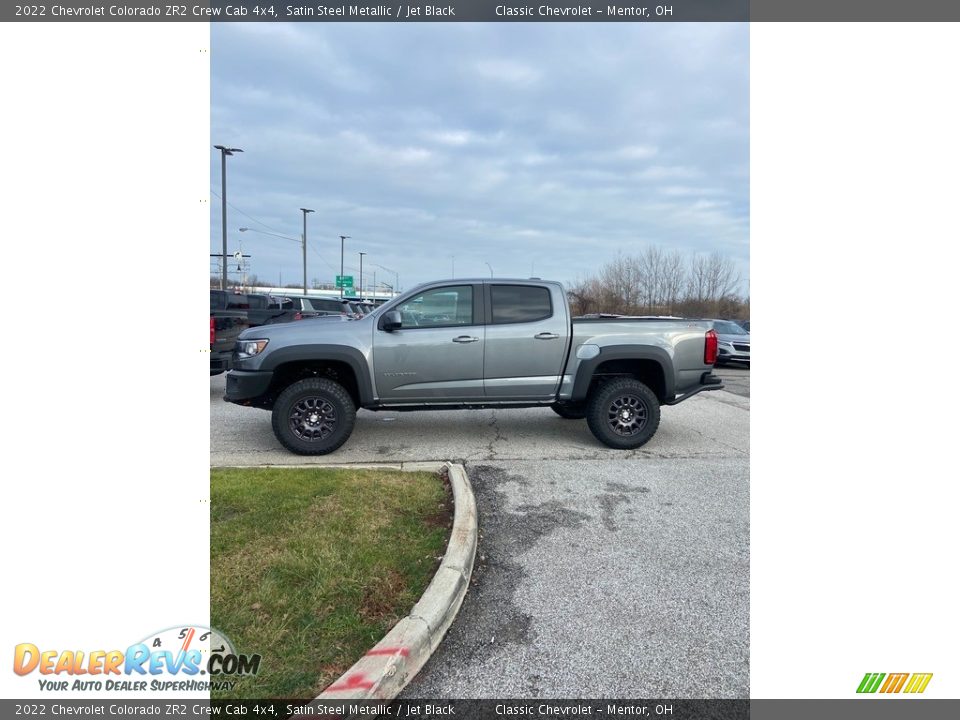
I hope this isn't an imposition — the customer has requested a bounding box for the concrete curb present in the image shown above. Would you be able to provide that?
[316,461,476,701]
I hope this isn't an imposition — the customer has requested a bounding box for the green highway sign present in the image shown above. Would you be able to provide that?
[336,275,354,288]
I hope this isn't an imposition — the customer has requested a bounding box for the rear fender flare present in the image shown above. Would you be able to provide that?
[570,345,674,403]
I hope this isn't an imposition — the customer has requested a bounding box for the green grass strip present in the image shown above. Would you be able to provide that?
[210,467,450,699]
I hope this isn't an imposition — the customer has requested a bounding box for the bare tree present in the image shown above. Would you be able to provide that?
[569,247,746,319]
[704,252,741,304]
[657,250,685,313]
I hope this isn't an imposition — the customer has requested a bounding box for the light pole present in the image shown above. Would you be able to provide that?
[300,208,314,294]
[485,262,494,278]
[214,145,242,290]
[339,235,350,298]
[358,252,366,301]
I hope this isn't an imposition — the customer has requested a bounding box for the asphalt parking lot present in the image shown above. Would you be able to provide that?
[210,370,749,696]
[713,365,750,398]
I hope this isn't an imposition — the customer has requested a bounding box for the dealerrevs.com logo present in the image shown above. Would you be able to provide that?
[13,625,260,693]
[857,672,933,694]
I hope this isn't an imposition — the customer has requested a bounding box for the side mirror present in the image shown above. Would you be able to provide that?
[381,310,402,332]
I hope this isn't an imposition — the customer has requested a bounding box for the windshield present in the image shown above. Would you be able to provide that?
[714,321,748,335]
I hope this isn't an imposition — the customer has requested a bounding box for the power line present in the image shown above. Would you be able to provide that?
[209,189,288,236]
[309,245,361,276]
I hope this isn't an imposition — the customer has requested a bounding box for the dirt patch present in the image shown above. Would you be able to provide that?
[359,568,408,624]
[424,467,454,531]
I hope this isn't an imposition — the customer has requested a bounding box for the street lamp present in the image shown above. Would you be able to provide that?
[358,252,366,301]
[485,262,494,278]
[214,145,243,290]
[339,235,351,299]
[301,208,314,294]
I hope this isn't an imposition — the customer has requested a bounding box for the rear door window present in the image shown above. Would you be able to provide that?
[490,285,552,324]
[267,297,294,310]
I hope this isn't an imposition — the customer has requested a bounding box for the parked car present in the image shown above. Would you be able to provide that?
[274,295,356,319]
[707,319,750,365]
[224,278,725,455]
[210,291,249,376]
[340,299,366,319]
[211,291,304,327]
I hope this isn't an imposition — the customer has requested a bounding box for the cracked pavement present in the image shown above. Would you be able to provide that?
[210,374,748,466]
[404,459,749,698]
[211,371,749,696]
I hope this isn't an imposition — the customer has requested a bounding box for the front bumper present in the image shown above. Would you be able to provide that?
[210,351,232,375]
[718,347,750,363]
[224,369,274,404]
[664,372,724,406]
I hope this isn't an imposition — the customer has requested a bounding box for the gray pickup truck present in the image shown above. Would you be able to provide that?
[224,279,722,455]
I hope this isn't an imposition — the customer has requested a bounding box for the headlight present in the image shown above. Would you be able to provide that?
[719,341,734,348]
[236,339,269,359]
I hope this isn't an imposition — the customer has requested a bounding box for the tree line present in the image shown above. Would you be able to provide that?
[566,248,749,320]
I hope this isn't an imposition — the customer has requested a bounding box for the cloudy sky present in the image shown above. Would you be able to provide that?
[211,22,748,295]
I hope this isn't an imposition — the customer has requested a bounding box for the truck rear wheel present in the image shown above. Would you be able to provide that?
[585,378,661,450]
[271,378,356,455]
[551,402,586,420]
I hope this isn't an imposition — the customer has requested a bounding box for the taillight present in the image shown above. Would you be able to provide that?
[210,317,215,345]
[704,329,718,365]
[294,311,302,321]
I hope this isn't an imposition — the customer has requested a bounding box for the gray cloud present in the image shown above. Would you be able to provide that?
[211,22,748,294]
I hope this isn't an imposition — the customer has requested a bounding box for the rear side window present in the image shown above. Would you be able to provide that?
[491,285,552,324]
[309,298,342,314]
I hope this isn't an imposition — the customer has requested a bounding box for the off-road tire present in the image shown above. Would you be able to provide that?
[551,402,586,420]
[271,378,356,455]
[585,378,661,450]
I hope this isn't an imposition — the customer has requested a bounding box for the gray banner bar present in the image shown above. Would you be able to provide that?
[2,699,959,718]
[6,0,960,22]
[6,1,748,23]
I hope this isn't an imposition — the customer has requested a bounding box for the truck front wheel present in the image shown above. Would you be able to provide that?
[585,378,661,450]
[271,378,356,455]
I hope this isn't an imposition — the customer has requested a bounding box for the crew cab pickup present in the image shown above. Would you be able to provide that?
[210,292,249,376]
[224,279,723,454]
[211,290,303,327]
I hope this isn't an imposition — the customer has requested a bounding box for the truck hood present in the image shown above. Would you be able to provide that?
[237,317,370,344]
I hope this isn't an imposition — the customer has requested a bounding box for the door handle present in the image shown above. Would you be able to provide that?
[534,332,560,340]
[452,335,479,343]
